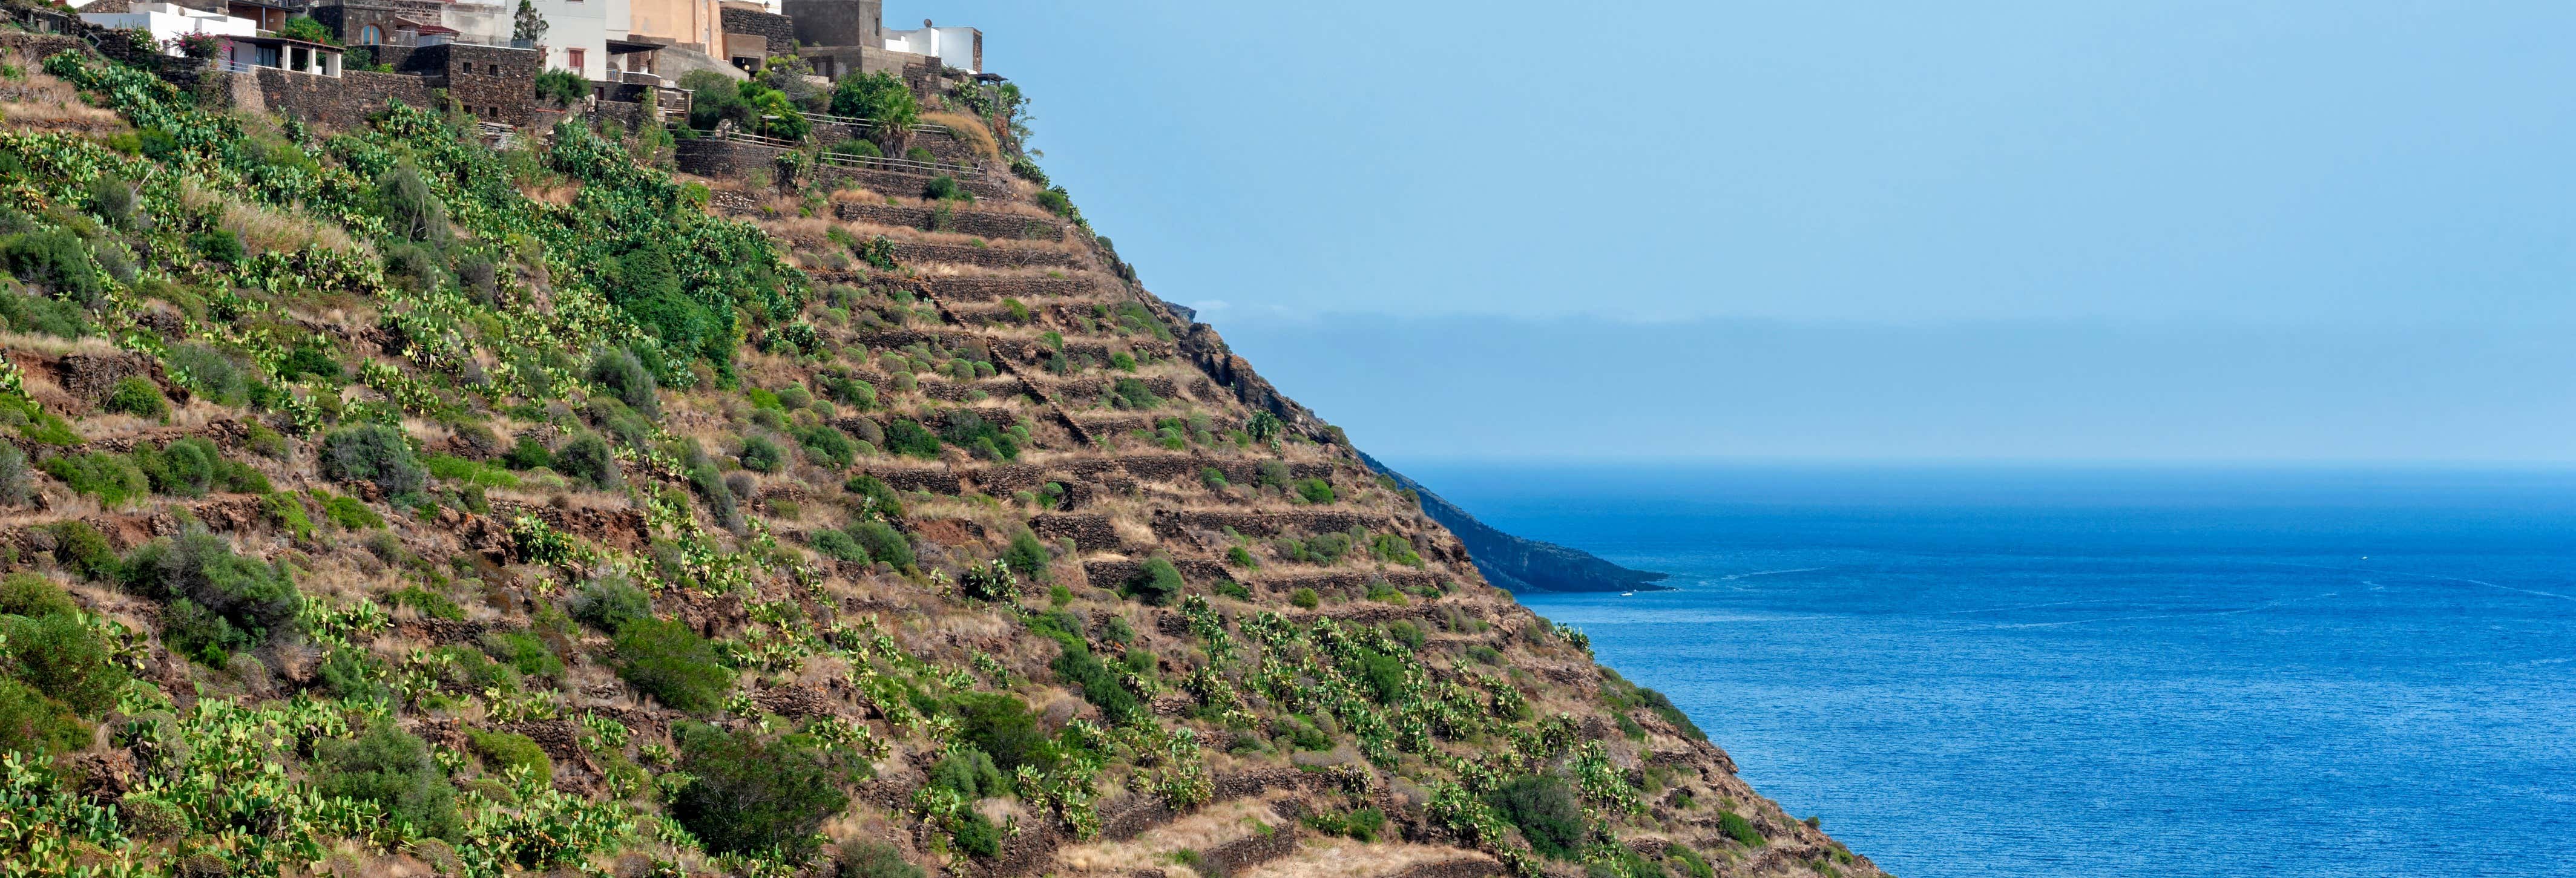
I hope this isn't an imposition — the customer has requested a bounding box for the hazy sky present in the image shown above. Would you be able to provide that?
[900,2,2576,463]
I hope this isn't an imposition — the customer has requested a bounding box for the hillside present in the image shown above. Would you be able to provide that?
[0,31,1884,878]
[1356,453,1668,594]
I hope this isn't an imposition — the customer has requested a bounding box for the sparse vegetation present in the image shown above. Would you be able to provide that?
[0,37,1827,878]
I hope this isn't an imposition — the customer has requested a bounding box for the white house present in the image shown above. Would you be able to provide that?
[882,19,978,73]
[528,0,610,79]
[77,2,254,54]
[220,34,343,76]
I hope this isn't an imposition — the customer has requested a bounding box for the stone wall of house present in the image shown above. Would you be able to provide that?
[251,68,436,131]
[445,43,541,126]
[720,7,798,54]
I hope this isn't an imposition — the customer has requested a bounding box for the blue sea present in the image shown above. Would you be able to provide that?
[1403,464,2576,878]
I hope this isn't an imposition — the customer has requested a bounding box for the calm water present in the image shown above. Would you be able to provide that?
[1405,464,2576,878]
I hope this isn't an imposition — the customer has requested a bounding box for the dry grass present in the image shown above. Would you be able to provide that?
[918,111,1002,160]
[1053,797,1287,877]
[1236,839,1476,878]
[0,49,126,134]
[0,329,119,358]
[188,180,367,255]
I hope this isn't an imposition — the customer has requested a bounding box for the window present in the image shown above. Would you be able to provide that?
[358,24,380,44]
[489,63,500,75]
[567,48,584,70]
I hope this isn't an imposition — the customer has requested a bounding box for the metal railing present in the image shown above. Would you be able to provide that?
[212,59,255,73]
[815,151,982,179]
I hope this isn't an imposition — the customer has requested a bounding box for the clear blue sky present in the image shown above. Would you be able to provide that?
[898,2,2576,464]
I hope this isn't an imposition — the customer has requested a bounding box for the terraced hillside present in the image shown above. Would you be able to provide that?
[0,31,1886,878]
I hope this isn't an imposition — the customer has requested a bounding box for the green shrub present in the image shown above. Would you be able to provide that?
[951,810,1001,857]
[280,341,342,382]
[166,344,248,407]
[1294,477,1336,504]
[1214,580,1252,600]
[40,451,148,505]
[2,227,100,302]
[808,528,870,563]
[0,290,90,338]
[467,729,553,784]
[501,436,553,470]
[1049,638,1137,721]
[102,376,167,419]
[314,723,462,842]
[1488,774,1586,859]
[130,437,214,496]
[122,531,300,664]
[1669,844,1717,878]
[315,649,392,701]
[321,424,426,497]
[387,585,464,621]
[846,520,913,570]
[950,692,1047,773]
[0,574,75,618]
[426,454,521,490]
[1305,806,1387,842]
[835,839,924,878]
[843,474,904,517]
[587,349,659,418]
[552,433,620,489]
[479,631,562,678]
[1224,545,1259,569]
[320,492,383,529]
[0,676,87,756]
[1718,810,1764,847]
[923,175,971,201]
[1107,378,1159,410]
[883,419,941,459]
[938,411,1019,461]
[1290,588,1319,609]
[611,617,732,713]
[570,577,651,633]
[534,68,588,106]
[738,434,786,473]
[793,423,857,469]
[1123,557,1182,606]
[1467,644,1504,665]
[190,229,243,264]
[672,724,848,859]
[2,612,126,713]
[47,522,117,580]
[928,747,1007,799]
[375,166,450,243]
[1001,530,1050,580]
[829,70,917,129]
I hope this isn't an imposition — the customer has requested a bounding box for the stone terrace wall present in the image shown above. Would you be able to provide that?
[905,274,1096,303]
[835,202,1066,241]
[676,136,786,179]
[252,68,435,131]
[889,241,1084,270]
[816,163,1013,200]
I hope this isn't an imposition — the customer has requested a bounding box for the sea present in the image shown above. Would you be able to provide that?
[1399,463,2576,878]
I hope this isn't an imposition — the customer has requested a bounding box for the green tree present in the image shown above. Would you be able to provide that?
[511,0,548,46]
[611,617,732,713]
[314,723,462,842]
[671,724,848,859]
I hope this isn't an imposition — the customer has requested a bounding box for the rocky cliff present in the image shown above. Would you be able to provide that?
[0,31,1882,878]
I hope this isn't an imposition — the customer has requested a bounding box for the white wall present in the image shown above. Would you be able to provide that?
[531,0,608,79]
[442,1,512,45]
[881,24,975,72]
[79,2,253,54]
